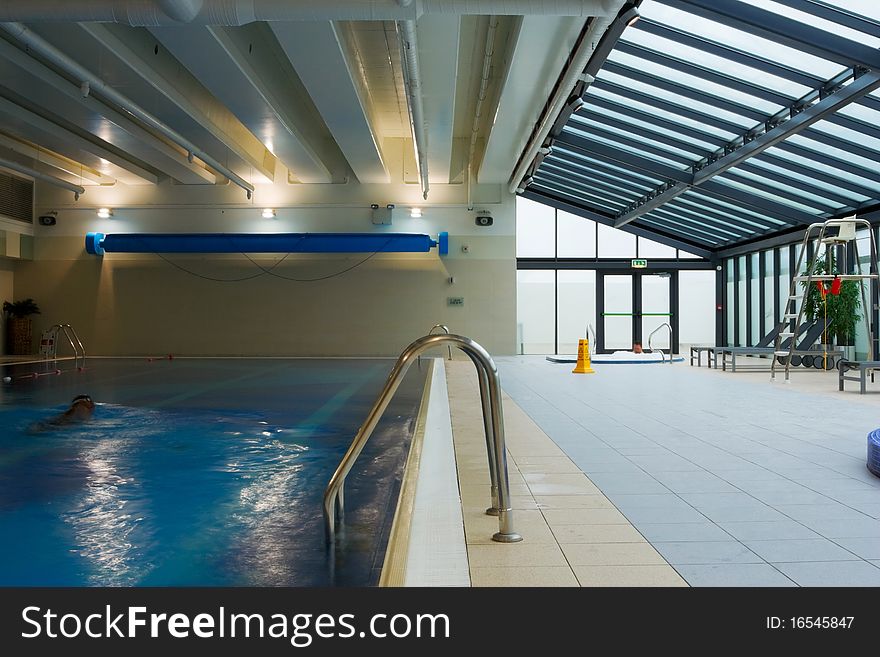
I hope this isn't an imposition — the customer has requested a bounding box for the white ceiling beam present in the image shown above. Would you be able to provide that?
[0,133,114,185]
[79,22,277,182]
[0,34,217,185]
[0,94,160,184]
[416,14,460,185]
[479,16,586,184]
[272,21,389,184]
[152,23,351,183]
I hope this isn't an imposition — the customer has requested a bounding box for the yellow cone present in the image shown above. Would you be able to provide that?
[572,338,596,374]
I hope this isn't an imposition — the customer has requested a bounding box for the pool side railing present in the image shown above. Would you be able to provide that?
[323,333,522,545]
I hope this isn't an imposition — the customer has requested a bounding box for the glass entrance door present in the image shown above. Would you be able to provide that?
[641,274,672,350]
[602,275,634,350]
[598,271,675,352]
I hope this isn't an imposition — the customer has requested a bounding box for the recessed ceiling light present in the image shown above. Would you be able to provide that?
[262,208,276,219]
[97,208,112,218]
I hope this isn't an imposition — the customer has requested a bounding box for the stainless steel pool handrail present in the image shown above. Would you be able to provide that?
[323,333,522,545]
[51,323,86,369]
[648,323,673,364]
[424,324,453,361]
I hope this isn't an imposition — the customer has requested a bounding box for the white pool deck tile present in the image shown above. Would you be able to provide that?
[445,361,687,588]
[477,356,880,587]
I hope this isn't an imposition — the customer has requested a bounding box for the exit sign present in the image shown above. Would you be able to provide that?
[631,259,648,268]
[447,297,464,306]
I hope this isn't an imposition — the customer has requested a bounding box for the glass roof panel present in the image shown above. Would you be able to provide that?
[527,0,880,252]
[738,0,880,48]
[571,109,717,155]
[726,164,866,206]
[808,118,880,153]
[597,70,757,127]
[762,145,880,193]
[607,49,785,114]
[638,2,846,78]
[821,0,880,22]
[584,86,740,139]
[711,174,841,214]
[621,26,812,97]
[787,133,880,174]
[744,157,871,202]
[551,148,665,185]
[562,126,694,169]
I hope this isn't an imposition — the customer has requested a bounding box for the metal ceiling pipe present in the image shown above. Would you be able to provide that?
[508,0,627,194]
[398,20,430,200]
[157,0,203,22]
[467,15,500,210]
[0,154,86,199]
[0,22,255,197]
[0,1,618,25]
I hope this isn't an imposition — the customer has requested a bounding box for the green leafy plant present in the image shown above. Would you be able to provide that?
[2,298,40,318]
[799,253,860,346]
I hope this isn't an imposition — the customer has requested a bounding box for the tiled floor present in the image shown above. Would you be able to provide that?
[492,356,880,587]
[445,361,687,587]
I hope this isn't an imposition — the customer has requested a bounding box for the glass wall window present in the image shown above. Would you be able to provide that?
[778,245,791,325]
[737,255,746,346]
[597,223,636,258]
[854,228,872,360]
[749,252,760,345]
[557,211,596,258]
[726,259,734,346]
[516,197,716,355]
[680,270,716,347]
[516,270,555,354]
[516,197,555,257]
[763,250,775,334]
[557,270,596,354]
[637,236,676,258]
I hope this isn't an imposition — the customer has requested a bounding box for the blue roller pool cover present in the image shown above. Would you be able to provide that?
[869,428,880,478]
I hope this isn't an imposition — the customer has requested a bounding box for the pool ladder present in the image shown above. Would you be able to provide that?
[323,333,522,545]
[418,324,453,366]
[48,323,86,369]
[648,322,673,364]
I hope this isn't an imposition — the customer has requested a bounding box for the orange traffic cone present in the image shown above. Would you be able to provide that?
[572,338,596,374]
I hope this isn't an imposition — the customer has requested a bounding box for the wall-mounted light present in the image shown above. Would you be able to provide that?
[410,208,423,218]
[97,208,112,218]
[262,208,276,219]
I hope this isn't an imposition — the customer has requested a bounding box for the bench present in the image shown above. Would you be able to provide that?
[839,360,880,394]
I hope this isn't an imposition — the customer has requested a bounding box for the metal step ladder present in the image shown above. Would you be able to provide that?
[648,322,674,364]
[771,217,878,382]
[43,323,86,369]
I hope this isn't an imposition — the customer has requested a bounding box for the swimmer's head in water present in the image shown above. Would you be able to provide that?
[69,394,95,416]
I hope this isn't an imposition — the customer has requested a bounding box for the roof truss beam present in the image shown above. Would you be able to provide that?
[613,68,880,226]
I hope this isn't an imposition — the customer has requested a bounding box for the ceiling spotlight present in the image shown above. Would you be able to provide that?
[97,208,112,218]
[410,208,423,218]
[262,208,276,219]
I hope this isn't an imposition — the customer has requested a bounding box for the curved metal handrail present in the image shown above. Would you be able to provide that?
[324,333,521,545]
[429,324,453,361]
[51,323,86,369]
[648,322,673,364]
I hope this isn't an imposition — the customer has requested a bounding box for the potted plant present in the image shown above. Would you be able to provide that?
[3,298,40,355]
[800,255,861,352]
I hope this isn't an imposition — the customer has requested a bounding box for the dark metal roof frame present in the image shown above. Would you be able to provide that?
[523,186,716,258]
[661,0,880,70]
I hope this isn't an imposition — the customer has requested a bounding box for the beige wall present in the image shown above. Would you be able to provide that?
[0,259,13,351]
[15,176,516,357]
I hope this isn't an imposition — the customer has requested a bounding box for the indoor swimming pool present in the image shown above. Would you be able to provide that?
[0,358,426,587]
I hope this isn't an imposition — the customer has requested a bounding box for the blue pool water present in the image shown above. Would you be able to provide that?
[0,358,426,586]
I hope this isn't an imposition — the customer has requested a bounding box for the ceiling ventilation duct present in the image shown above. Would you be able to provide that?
[0,1,619,25]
